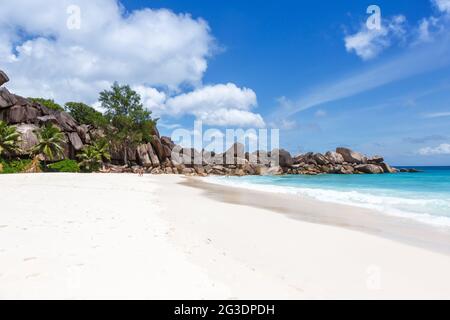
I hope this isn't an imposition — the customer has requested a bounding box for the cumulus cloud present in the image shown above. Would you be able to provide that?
[344,15,406,60]
[0,0,214,103]
[0,0,265,127]
[418,143,450,155]
[195,108,264,127]
[137,83,265,127]
[133,85,167,114]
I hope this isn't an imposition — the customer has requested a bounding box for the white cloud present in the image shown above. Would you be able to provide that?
[135,83,264,127]
[0,0,213,104]
[418,143,450,155]
[195,108,265,127]
[423,111,450,118]
[165,83,264,127]
[315,109,327,117]
[279,119,297,130]
[0,0,265,128]
[433,0,450,14]
[134,85,167,114]
[277,40,450,117]
[166,83,256,115]
[344,15,406,60]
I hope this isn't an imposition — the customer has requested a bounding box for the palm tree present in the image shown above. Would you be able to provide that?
[77,145,102,172]
[32,124,66,164]
[0,120,21,158]
[92,139,111,162]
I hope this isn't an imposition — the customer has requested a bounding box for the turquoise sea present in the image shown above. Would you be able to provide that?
[207,167,450,227]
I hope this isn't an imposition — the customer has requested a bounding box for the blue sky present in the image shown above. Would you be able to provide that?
[123,0,450,166]
[1,0,450,165]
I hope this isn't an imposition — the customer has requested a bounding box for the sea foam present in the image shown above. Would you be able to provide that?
[204,175,450,228]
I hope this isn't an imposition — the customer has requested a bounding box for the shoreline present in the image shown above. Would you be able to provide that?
[189,176,450,256]
[159,175,450,299]
[2,173,450,299]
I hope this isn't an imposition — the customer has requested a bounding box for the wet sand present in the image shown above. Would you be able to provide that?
[185,177,450,255]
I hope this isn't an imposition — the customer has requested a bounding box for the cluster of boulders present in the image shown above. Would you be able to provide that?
[106,141,399,176]
[1,72,93,159]
[289,148,397,175]
[1,69,407,176]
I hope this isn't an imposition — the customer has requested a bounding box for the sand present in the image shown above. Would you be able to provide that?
[1,173,450,299]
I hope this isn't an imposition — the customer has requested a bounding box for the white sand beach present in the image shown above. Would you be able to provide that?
[1,173,450,299]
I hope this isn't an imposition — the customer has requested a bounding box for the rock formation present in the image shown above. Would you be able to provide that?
[0,70,8,87]
[1,69,407,176]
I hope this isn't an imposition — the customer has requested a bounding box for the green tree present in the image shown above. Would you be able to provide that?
[32,124,66,164]
[0,120,21,158]
[99,82,157,165]
[28,98,64,111]
[64,102,108,127]
[92,139,111,162]
[77,145,102,172]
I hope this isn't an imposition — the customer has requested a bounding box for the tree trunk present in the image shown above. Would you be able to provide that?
[123,144,128,166]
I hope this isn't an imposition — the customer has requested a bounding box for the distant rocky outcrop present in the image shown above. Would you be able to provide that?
[1,69,409,176]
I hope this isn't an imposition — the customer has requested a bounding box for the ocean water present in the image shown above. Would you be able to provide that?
[206,167,450,227]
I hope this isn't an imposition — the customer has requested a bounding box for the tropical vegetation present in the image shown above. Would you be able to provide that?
[47,159,80,173]
[77,145,103,172]
[1,82,158,174]
[100,82,157,164]
[32,124,66,164]
[64,102,108,128]
[0,158,32,174]
[0,120,21,158]
[28,98,64,111]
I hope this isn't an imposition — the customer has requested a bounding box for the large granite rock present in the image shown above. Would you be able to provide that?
[147,143,160,167]
[0,88,17,108]
[267,165,284,175]
[313,153,329,166]
[355,164,384,174]
[0,70,9,87]
[54,111,78,132]
[76,125,91,144]
[368,155,384,164]
[6,105,40,124]
[325,151,344,164]
[160,136,175,150]
[37,115,59,126]
[336,147,367,164]
[137,144,152,167]
[15,124,39,153]
[67,132,84,151]
[162,144,172,159]
[150,135,165,161]
[380,162,397,173]
[274,149,293,167]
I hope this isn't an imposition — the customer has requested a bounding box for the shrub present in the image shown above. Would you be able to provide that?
[77,145,102,172]
[0,159,32,174]
[47,160,80,173]
[64,102,108,128]
[28,98,64,111]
